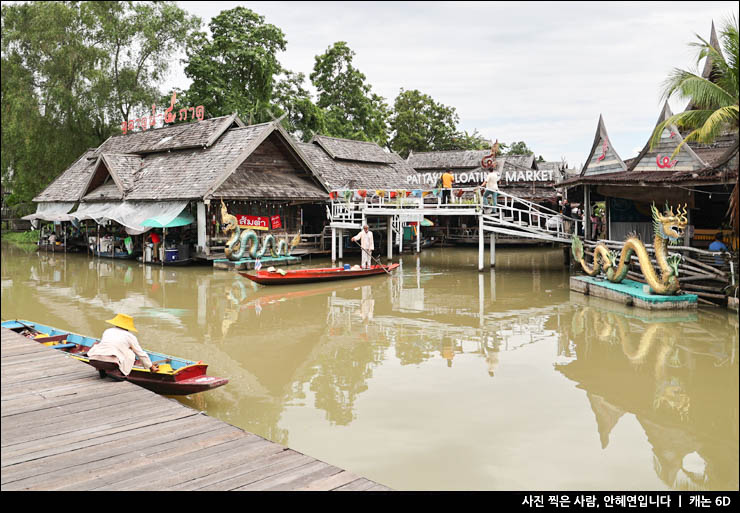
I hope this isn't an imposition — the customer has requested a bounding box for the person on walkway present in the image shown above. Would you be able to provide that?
[562,200,572,234]
[481,166,500,213]
[88,314,159,377]
[48,231,57,252]
[441,170,455,204]
[351,224,374,269]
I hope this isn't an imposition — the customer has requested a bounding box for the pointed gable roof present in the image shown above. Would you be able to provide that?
[685,21,723,112]
[580,115,628,176]
[629,102,707,173]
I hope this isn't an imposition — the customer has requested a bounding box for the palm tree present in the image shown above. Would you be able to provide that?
[650,16,738,152]
[650,15,738,230]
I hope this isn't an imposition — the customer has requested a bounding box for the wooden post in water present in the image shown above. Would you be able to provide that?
[338,228,343,260]
[331,227,336,263]
[387,217,393,261]
[490,232,496,267]
[416,217,421,254]
[478,214,484,272]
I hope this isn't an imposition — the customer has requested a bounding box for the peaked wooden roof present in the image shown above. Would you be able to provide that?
[407,149,537,171]
[579,115,628,177]
[628,102,707,173]
[311,135,395,164]
[685,21,722,112]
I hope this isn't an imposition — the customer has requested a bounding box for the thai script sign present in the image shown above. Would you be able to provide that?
[270,215,282,230]
[236,215,269,231]
[121,92,205,134]
[407,170,556,186]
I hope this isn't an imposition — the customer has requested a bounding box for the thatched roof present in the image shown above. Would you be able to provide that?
[34,149,99,202]
[298,138,418,191]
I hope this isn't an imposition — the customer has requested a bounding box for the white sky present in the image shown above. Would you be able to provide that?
[163,1,735,168]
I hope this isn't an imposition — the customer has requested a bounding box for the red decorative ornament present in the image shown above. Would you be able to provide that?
[481,139,499,169]
[597,139,609,162]
[656,155,677,169]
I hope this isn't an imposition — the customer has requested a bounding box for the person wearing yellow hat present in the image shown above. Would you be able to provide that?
[87,314,159,377]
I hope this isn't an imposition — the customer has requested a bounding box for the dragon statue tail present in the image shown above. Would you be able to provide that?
[572,235,613,277]
[227,229,259,261]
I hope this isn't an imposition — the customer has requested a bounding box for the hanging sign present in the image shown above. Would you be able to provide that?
[120,92,205,135]
[270,215,282,230]
[236,215,269,231]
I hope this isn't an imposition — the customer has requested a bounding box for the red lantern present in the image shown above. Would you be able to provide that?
[358,190,367,198]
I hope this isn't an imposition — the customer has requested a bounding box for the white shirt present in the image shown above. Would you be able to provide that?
[352,230,374,251]
[87,327,153,376]
[484,171,500,191]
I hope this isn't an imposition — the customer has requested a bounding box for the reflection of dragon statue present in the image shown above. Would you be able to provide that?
[220,200,300,261]
[572,203,688,295]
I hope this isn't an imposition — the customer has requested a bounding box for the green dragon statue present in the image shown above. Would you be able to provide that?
[220,199,300,261]
[571,203,688,295]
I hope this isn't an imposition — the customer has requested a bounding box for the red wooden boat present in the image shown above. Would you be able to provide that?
[240,264,399,285]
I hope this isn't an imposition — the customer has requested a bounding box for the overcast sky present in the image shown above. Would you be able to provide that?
[129,2,740,167]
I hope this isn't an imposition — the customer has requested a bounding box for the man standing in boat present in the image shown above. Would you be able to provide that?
[88,314,159,377]
[352,224,374,269]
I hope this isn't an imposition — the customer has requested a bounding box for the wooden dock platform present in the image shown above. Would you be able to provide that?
[1,328,390,491]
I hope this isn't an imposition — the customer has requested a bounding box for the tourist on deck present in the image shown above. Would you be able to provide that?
[709,233,728,266]
[481,166,500,213]
[441,170,455,204]
[351,224,374,269]
[88,314,159,378]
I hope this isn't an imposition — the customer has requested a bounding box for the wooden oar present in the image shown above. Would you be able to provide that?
[353,239,392,275]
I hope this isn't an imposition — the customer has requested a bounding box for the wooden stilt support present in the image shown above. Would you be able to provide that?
[331,227,336,263]
[478,214,484,272]
[338,228,343,260]
[490,232,496,268]
[387,218,393,261]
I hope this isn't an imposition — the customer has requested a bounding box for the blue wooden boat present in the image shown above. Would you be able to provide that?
[1,320,228,395]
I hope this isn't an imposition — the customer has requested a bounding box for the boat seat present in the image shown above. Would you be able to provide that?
[49,343,76,350]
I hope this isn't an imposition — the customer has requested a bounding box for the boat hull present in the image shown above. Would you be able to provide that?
[1,320,228,395]
[240,264,399,285]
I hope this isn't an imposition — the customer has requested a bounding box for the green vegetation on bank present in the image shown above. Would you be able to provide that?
[2,230,39,244]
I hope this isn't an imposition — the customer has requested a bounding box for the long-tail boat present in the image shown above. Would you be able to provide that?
[240,263,399,285]
[1,320,228,395]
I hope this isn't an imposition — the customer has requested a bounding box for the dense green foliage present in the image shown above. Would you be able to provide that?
[1,1,199,212]
[310,41,391,146]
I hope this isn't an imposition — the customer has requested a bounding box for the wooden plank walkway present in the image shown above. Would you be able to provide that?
[1,328,391,491]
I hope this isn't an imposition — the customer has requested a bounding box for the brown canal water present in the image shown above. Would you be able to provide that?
[1,241,738,491]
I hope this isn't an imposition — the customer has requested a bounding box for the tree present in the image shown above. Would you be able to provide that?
[310,42,390,145]
[272,71,326,142]
[649,15,738,231]
[389,89,461,158]
[1,1,199,210]
[504,141,534,156]
[183,7,286,124]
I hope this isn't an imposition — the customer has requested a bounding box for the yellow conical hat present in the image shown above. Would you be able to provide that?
[106,313,138,333]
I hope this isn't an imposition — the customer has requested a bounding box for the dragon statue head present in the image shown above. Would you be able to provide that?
[651,203,688,245]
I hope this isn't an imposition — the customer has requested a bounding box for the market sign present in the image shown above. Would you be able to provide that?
[270,215,282,230]
[236,215,269,231]
[407,170,556,186]
[121,92,205,134]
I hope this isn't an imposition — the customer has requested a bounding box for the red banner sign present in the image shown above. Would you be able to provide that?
[270,215,282,230]
[236,215,269,231]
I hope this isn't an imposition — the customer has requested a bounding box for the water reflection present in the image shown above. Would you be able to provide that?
[1,243,737,490]
[559,294,738,490]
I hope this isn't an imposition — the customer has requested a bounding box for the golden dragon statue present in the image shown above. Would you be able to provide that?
[220,199,300,261]
[571,203,688,295]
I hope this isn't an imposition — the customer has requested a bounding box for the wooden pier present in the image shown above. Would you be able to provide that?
[1,328,390,491]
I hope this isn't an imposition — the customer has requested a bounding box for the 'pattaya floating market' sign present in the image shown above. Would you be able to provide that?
[407,170,556,186]
[236,215,270,231]
[121,92,204,134]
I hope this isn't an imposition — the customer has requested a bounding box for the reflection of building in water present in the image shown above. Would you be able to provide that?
[556,300,739,491]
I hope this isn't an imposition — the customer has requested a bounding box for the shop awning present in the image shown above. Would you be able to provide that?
[71,201,189,235]
[22,202,76,222]
[140,209,195,228]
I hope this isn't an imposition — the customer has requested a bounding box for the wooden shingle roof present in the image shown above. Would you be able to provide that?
[579,115,628,177]
[298,141,417,190]
[311,135,395,164]
[33,149,98,202]
[408,150,537,170]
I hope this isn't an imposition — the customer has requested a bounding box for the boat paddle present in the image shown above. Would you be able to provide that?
[353,239,392,275]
